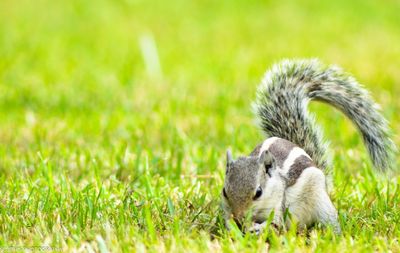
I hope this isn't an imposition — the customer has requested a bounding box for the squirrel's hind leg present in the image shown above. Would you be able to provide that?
[285,167,341,234]
[315,188,341,234]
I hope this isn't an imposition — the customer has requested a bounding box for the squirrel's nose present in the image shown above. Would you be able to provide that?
[232,211,243,220]
[232,210,245,230]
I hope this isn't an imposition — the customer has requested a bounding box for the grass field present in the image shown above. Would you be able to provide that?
[1,0,400,252]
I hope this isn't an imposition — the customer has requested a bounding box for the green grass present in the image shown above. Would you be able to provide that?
[1,0,400,251]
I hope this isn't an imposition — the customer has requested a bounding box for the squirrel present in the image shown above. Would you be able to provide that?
[221,59,396,235]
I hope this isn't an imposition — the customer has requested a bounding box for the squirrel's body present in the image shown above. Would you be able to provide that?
[250,137,315,187]
[222,59,395,235]
[248,137,339,234]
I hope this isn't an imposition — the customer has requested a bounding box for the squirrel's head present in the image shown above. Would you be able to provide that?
[222,149,281,228]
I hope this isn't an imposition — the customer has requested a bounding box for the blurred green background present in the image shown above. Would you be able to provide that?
[0,0,399,251]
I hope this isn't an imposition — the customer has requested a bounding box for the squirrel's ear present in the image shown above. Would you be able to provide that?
[226,149,233,170]
[258,150,274,166]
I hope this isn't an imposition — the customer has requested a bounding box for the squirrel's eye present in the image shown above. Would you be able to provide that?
[265,163,272,177]
[222,188,228,199]
[253,186,262,200]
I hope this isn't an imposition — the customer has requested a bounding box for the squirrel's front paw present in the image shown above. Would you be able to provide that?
[248,222,267,236]
[248,222,281,235]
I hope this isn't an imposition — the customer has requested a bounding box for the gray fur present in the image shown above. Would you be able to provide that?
[250,138,297,168]
[251,137,313,184]
[253,59,396,171]
[249,144,262,156]
[267,138,297,168]
[287,155,314,186]
[222,59,395,234]
[223,155,270,218]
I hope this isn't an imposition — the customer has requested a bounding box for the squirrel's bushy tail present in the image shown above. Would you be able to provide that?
[254,59,396,171]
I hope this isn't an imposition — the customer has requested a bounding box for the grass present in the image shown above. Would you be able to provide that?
[0,0,399,251]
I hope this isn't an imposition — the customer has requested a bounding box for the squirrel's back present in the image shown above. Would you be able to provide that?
[250,137,316,186]
[253,59,396,171]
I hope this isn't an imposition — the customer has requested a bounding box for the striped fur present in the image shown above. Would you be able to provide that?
[253,59,396,171]
[222,59,395,234]
[256,137,316,186]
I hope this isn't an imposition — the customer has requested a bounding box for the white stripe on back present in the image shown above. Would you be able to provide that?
[258,137,279,157]
[282,147,311,173]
